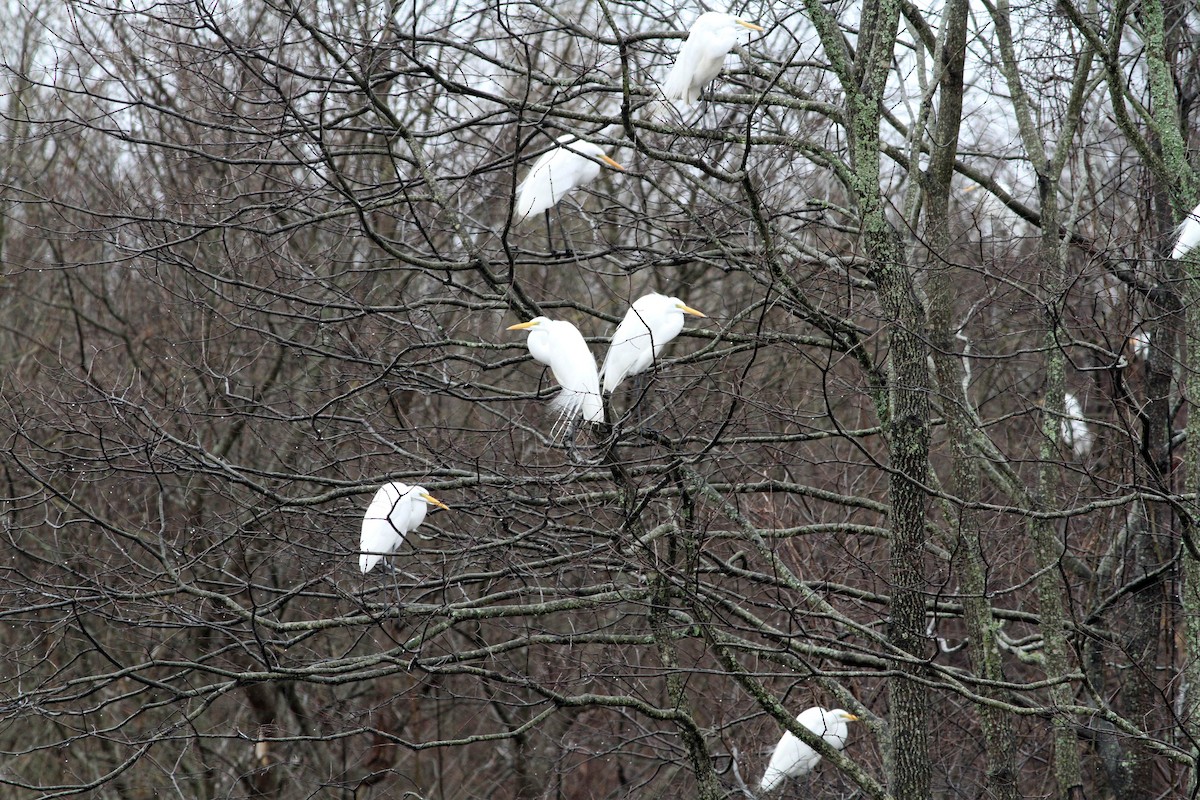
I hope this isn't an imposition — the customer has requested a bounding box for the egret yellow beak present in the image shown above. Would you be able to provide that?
[421,492,449,511]
[599,154,625,171]
[737,19,765,31]
[677,303,706,318]
[507,320,539,330]
[841,712,860,722]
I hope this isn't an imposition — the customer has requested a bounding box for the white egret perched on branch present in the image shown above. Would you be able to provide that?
[1060,392,1094,459]
[759,707,859,793]
[1173,200,1200,260]
[600,293,706,393]
[662,11,765,105]
[514,134,623,252]
[359,482,449,574]
[1129,329,1150,361]
[508,317,604,430]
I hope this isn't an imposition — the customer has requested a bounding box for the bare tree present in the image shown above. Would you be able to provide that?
[3,0,1200,797]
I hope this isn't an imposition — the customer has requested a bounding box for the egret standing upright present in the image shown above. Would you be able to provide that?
[759,707,859,793]
[1060,393,1094,458]
[600,293,706,394]
[507,316,604,434]
[359,482,449,574]
[514,134,624,253]
[662,11,765,106]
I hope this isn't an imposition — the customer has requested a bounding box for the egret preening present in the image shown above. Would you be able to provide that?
[514,135,623,252]
[1173,201,1200,260]
[359,482,449,574]
[1061,393,1094,458]
[759,707,859,793]
[600,293,706,393]
[508,317,604,430]
[662,11,765,105]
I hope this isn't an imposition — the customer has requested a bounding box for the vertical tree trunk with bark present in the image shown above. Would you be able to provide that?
[1181,264,1200,796]
[923,0,1019,794]
[846,0,933,794]
[990,1,1090,792]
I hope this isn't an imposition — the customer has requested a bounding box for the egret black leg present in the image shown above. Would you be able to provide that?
[629,372,652,429]
[565,417,583,463]
[556,212,574,257]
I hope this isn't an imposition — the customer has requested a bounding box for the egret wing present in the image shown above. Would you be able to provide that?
[546,321,603,423]
[515,149,566,220]
[359,483,406,573]
[759,731,818,792]
[1174,201,1200,259]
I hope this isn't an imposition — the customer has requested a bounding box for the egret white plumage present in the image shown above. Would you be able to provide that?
[759,707,858,793]
[359,482,449,574]
[514,134,624,222]
[662,11,765,105]
[1060,393,1094,458]
[600,293,706,393]
[1129,330,1150,361]
[508,317,604,428]
[1173,201,1200,260]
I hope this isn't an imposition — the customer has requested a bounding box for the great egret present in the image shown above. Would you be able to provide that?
[514,134,624,222]
[359,482,449,574]
[662,11,765,105]
[1173,201,1200,259]
[1060,393,1094,458]
[507,317,604,428]
[1129,330,1150,361]
[600,293,706,393]
[759,707,859,793]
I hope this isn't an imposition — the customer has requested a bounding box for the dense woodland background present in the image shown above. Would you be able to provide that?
[3,0,1200,797]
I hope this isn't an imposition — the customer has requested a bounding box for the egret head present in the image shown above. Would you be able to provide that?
[561,137,624,171]
[694,11,764,33]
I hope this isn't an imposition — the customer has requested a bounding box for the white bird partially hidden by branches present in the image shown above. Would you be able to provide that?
[600,293,706,393]
[1173,200,1200,260]
[508,317,604,429]
[1129,329,1150,361]
[359,482,449,574]
[1061,393,1094,459]
[759,707,859,793]
[662,11,765,105]
[514,134,624,222]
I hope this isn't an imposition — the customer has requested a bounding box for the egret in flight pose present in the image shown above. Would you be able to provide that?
[515,134,623,251]
[662,11,764,105]
[359,482,449,574]
[600,293,706,393]
[508,317,604,430]
[1173,200,1200,260]
[759,707,859,793]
